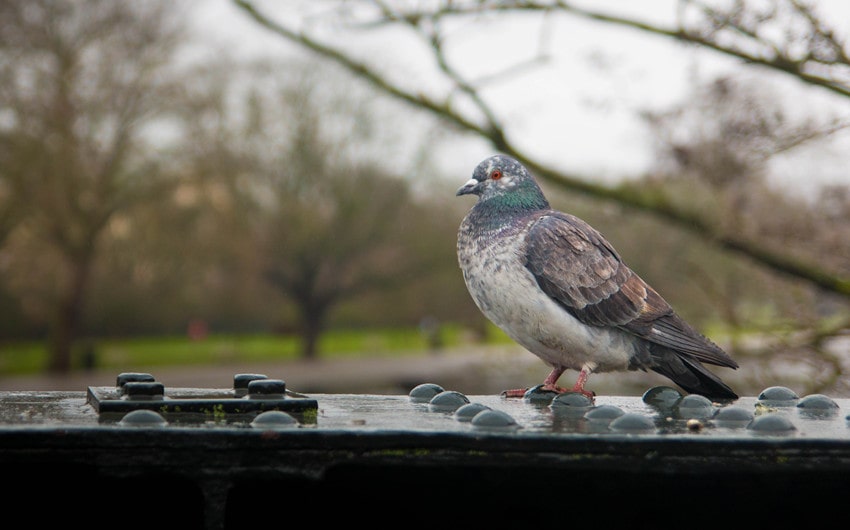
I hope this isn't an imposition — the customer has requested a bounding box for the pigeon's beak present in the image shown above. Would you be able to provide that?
[456,178,479,196]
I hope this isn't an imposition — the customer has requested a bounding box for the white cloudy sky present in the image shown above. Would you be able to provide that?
[191,0,850,198]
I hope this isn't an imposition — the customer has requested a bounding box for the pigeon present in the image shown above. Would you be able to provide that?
[456,154,739,400]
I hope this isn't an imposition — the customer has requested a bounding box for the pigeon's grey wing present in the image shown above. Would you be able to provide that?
[523,212,641,326]
[524,213,737,368]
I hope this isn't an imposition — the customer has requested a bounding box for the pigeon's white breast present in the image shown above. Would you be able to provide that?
[459,222,635,373]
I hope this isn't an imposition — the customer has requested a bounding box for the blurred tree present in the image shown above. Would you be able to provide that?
[262,160,427,359]
[0,0,187,372]
[167,58,473,359]
[638,75,850,394]
[643,75,850,273]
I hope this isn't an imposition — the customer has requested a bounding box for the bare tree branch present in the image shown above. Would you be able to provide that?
[414,0,850,98]
[234,0,510,149]
[232,0,850,300]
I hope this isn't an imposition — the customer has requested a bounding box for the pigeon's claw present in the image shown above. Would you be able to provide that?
[500,384,595,400]
[500,388,530,398]
[545,383,596,400]
[567,386,596,400]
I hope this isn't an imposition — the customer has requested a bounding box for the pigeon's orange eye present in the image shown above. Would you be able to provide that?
[490,170,502,180]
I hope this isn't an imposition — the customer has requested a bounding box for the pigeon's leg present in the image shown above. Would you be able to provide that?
[563,366,596,399]
[501,366,568,398]
[539,366,568,393]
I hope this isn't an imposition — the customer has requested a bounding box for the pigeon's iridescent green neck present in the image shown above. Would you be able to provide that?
[480,180,549,214]
[468,181,549,231]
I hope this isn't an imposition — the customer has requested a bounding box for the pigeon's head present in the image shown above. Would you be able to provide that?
[457,155,549,210]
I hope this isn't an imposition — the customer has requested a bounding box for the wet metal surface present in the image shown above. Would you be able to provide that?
[2,375,850,529]
[3,384,847,439]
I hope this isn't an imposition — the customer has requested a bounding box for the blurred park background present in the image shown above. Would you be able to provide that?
[0,0,848,397]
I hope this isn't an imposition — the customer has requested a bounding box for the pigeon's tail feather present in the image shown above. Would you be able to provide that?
[650,346,738,400]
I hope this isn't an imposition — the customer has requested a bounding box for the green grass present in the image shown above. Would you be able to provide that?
[0,324,513,376]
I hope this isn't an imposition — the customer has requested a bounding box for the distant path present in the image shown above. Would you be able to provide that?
[0,346,525,394]
[0,345,674,397]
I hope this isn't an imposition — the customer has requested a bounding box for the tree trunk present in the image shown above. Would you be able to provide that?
[297,296,331,361]
[299,309,326,361]
[301,326,318,361]
[47,254,92,374]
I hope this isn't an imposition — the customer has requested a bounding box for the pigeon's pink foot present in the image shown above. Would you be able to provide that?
[563,384,596,399]
[541,383,596,399]
[501,367,596,400]
[500,385,565,398]
[500,384,594,400]
[500,388,530,398]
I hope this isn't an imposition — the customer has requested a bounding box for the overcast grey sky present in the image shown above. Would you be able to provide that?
[193,0,850,199]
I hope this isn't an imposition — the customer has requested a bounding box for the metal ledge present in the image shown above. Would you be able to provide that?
[2,381,849,529]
